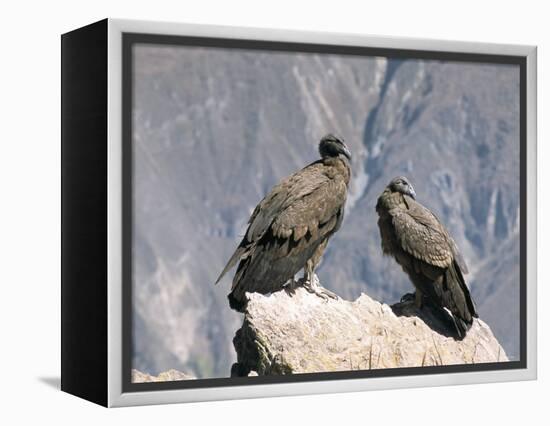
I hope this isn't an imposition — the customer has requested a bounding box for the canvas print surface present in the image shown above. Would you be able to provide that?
[129,42,520,383]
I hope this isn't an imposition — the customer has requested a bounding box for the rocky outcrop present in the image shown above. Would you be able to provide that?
[231,288,507,376]
[131,369,195,383]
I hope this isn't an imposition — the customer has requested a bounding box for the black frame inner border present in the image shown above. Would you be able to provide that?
[122,32,528,393]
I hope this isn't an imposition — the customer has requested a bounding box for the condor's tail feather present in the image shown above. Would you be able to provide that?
[445,259,478,339]
[450,259,478,319]
[215,245,249,284]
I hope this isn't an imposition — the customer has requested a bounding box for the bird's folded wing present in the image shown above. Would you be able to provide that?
[245,162,330,243]
[391,206,454,269]
[217,163,329,284]
[271,178,347,243]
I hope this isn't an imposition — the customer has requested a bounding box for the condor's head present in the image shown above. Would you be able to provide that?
[318,133,351,161]
[387,176,417,200]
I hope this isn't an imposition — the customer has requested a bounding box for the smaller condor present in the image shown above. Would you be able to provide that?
[376,176,478,338]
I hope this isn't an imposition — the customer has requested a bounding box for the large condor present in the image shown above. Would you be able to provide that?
[216,134,351,312]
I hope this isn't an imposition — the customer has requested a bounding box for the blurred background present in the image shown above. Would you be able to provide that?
[131,43,520,379]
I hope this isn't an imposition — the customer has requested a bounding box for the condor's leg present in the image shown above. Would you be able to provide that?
[415,289,424,309]
[301,241,338,301]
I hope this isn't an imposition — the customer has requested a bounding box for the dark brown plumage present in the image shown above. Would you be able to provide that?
[216,134,351,312]
[376,176,477,338]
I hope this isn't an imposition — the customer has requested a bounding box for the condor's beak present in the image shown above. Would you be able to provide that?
[340,144,352,161]
[407,186,417,199]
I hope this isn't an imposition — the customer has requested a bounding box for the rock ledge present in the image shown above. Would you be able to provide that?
[132,368,195,383]
[231,288,507,376]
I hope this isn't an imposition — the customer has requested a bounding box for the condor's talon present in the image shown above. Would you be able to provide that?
[318,288,339,301]
[400,292,416,303]
[301,274,340,301]
[284,279,298,297]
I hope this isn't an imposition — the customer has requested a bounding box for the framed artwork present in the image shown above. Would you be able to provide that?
[61,18,537,407]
